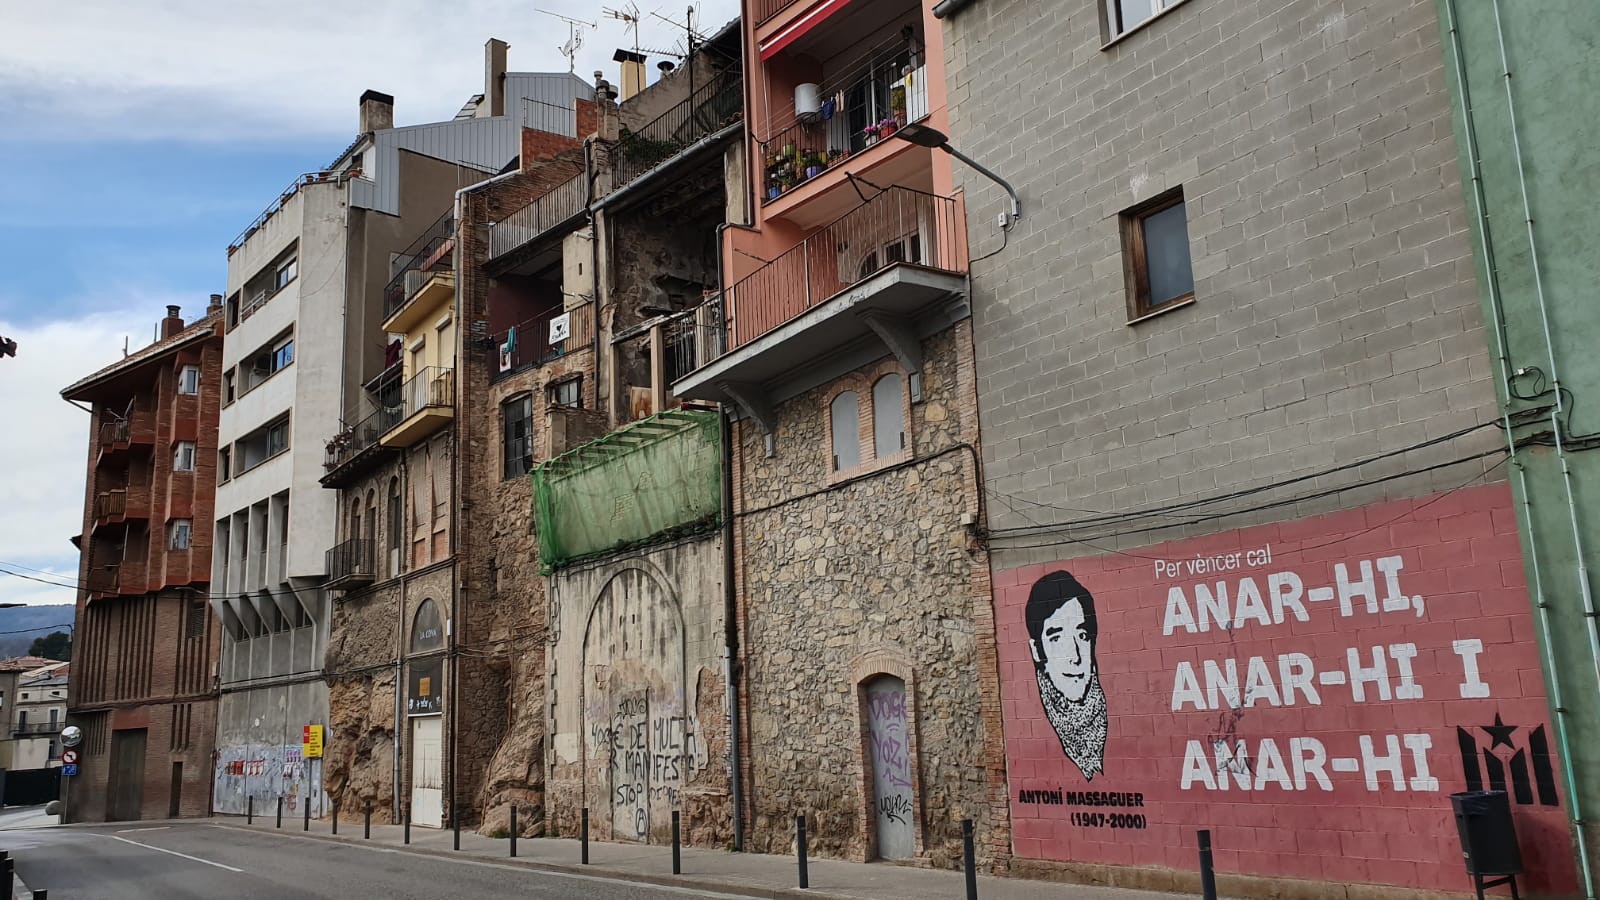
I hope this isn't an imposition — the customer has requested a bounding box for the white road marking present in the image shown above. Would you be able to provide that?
[205,824,769,898]
[104,834,244,872]
[116,826,171,834]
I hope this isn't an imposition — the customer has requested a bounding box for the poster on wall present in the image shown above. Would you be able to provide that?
[408,657,443,715]
[995,483,1577,894]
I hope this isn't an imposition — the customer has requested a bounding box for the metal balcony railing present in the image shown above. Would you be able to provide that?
[228,169,351,255]
[614,71,744,187]
[326,538,376,586]
[95,489,127,520]
[751,0,791,24]
[13,722,63,736]
[323,408,389,473]
[392,367,455,424]
[760,62,929,204]
[721,186,968,349]
[383,210,455,320]
[489,174,586,260]
[490,303,595,378]
[98,419,129,447]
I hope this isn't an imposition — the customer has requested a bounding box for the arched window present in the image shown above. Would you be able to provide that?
[410,599,444,654]
[366,489,377,546]
[830,391,861,471]
[872,374,905,458]
[349,499,361,545]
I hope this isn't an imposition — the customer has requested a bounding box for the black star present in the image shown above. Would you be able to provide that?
[1483,714,1519,750]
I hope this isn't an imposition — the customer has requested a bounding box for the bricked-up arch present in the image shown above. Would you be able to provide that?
[579,565,690,844]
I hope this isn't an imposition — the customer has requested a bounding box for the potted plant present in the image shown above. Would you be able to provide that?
[862,123,880,147]
[890,84,907,125]
[877,118,898,139]
[803,148,824,179]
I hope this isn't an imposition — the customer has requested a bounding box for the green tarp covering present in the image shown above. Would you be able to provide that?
[530,409,721,571]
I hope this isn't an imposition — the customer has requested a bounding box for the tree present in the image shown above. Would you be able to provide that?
[27,631,70,661]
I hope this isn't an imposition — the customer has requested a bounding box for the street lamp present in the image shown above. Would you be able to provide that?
[894,123,1022,222]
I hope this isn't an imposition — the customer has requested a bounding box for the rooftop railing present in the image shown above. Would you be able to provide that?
[489,174,586,261]
[228,170,351,256]
[613,71,744,187]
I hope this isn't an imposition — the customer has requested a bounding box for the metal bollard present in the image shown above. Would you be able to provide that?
[796,814,809,889]
[671,810,681,875]
[332,802,338,835]
[364,800,371,840]
[1198,829,1218,900]
[510,806,518,858]
[4,856,14,896]
[303,798,310,832]
[404,805,411,845]
[31,890,45,900]
[453,804,461,851]
[247,796,253,825]
[963,819,978,900]
[276,797,282,829]
[581,807,590,865]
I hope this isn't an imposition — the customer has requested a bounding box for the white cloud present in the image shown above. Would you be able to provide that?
[1,0,740,141]
[0,302,173,605]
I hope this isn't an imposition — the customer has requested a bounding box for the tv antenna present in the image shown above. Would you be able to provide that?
[538,9,596,73]
[603,3,643,57]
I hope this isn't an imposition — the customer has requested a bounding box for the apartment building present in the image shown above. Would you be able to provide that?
[12,664,70,770]
[664,0,1007,868]
[940,0,1574,895]
[0,657,67,773]
[61,303,224,822]
[211,41,593,820]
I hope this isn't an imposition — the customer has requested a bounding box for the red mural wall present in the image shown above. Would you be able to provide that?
[995,483,1577,894]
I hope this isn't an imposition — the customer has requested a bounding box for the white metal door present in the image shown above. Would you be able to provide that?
[411,716,443,828]
[867,677,915,859]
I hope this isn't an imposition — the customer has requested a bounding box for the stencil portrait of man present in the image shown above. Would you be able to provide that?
[1026,570,1108,781]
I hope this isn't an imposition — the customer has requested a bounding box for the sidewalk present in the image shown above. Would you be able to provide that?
[213,813,1185,900]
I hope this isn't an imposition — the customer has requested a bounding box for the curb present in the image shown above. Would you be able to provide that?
[10,869,30,900]
[207,820,852,900]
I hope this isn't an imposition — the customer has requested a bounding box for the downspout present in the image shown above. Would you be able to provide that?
[1442,2,1596,897]
[394,451,407,820]
[587,138,602,368]
[931,0,979,19]
[714,220,746,851]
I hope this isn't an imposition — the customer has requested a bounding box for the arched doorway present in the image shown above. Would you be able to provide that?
[580,567,688,843]
[864,675,915,859]
[407,599,445,827]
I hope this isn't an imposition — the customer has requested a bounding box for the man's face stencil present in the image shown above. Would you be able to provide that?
[1031,595,1094,703]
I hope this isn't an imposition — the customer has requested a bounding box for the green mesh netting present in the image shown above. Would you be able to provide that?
[530,409,721,572]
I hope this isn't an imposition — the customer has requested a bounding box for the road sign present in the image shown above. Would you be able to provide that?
[61,749,78,765]
[60,725,82,748]
[303,724,324,759]
[61,764,78,777]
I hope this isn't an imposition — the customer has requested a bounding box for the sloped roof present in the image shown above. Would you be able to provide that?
[0,656,60,673]
[61,313,220,401]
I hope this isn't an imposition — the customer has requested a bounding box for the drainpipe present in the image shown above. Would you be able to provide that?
[931,0,979,19]
[713,220,745,851]
[586,137,602,378]
[1442,2,1596,896]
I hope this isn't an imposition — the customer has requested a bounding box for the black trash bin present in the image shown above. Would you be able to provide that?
[1452,790,1524,899]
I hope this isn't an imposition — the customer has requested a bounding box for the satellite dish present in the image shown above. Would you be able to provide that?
[61,725,83,748]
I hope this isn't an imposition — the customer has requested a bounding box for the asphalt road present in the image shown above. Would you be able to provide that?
[2,823,757,899]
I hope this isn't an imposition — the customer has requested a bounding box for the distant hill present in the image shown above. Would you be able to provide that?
[0,606,74,660]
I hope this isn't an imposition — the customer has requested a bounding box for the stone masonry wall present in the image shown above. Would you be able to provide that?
[734,323,1007,868]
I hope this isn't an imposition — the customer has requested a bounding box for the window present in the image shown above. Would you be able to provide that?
[224,371,236,404]
[169,519,193,550]
[274,256,298,292]
[872,374,906,458]
[1106,0,1186,39]
[174,441,196,472]
[830,391,861,471]
[502,395,533,479]
[243,331,294,393]
[265,420,289,457]
[1121,189,1195,319]
[187,601,207,639]
[273,337,294,371]
[178,365,200,395]
[225,293,240,330]
[218,447,231,482]
[547,377,582,409]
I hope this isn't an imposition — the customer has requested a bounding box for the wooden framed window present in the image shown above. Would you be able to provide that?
[502,394,533,479]
[1121,188,1195,320]
[830,391,862,472]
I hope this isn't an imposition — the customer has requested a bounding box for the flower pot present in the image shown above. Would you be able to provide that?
[880,124,897,138]
[769,186,781,200]
[806,165,822,179]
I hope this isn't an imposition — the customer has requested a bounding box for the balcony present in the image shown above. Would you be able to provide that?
[674,186,967,410]
[321,407,397,488]
[13,722,63,736]
[488,173,586,263]
[96,409,155,461]
[382,211,455,331]
[94,484,150,528]
[326,538,376,590]
[613,71,744,188]
[379,367,455,448]
[490,302,596,380]
[86,565,120,598]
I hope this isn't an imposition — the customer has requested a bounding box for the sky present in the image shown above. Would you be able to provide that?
[0,0,738,606]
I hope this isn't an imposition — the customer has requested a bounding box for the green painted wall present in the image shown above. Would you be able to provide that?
[1435,0,1600,891]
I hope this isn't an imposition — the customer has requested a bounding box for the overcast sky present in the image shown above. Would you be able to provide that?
[0,0,738,606]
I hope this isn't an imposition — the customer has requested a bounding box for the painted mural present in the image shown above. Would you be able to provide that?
[996,484,1577,893]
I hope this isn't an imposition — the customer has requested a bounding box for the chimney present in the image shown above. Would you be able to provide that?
[483,38,508,118]
[161,305,184,340]
[206,293,224,316]
[359,90,394,133]
[594,71,621,141]
[657,60,676,77]
[614,49,647,101]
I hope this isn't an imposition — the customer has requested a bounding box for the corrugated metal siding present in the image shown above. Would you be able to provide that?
[352,73,595,214]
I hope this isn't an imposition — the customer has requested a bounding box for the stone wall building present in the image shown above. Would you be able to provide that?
[62,302,225,822]
[670,0,1011,870]
[940,0,1574,895]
